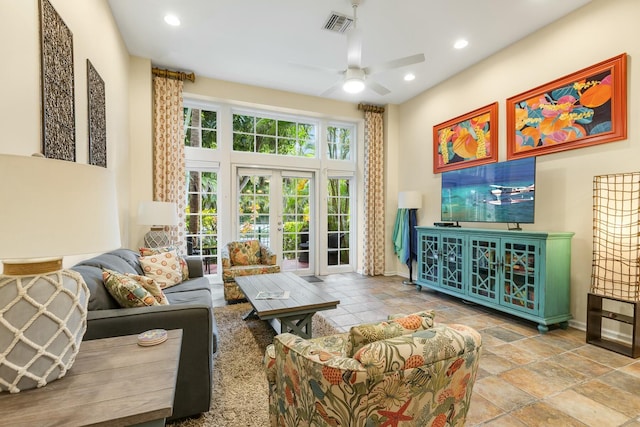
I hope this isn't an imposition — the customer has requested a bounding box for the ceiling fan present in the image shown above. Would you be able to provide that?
[320,0,425,96]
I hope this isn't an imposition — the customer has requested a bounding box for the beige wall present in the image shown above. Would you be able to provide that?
[128,56,154,249]
[0,0,131,259]
[397,0,638,327]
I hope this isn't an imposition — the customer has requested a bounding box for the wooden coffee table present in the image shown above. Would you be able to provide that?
[235,272,340,338]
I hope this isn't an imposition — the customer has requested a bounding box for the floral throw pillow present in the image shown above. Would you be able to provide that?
[139,250,183,289]
[139,246,189,281]
[346,310,436,357]
[102,269,169,308]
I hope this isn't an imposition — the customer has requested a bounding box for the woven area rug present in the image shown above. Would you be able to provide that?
[168,302,339,427]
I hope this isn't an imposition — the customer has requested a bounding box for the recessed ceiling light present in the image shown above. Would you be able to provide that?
[164,14,181,26]
[454,39,469,49]
[404,73,416,82]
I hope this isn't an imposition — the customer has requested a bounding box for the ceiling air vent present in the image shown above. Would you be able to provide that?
[323,12,353,34]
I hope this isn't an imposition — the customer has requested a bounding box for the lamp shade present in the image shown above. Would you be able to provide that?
[137,201,178,226]
[0,154,121,260]
[398,191,422,209]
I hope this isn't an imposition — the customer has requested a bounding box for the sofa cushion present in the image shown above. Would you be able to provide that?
[102,269,167,308]
[228,240,262,266]
[71,252,143,311]
[346,310,435,357]
[162,276,211,294]
[71,264,120,311]
[140,247,189,281]
[165,288,212,305]
[74,252,140,275]
[108,249,145,275]
[139,250,183,289]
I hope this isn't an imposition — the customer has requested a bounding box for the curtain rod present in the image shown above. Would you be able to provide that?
[358,103,385,113]
[152,67,196,82]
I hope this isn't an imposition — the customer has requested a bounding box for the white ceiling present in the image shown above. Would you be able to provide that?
[107,0,592,105]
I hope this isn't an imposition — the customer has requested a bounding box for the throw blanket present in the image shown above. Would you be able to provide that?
[392,208,409,264]
[392,208,418,266]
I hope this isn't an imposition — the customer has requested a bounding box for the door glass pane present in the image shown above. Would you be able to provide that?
[238,175,271,247]
[327,178,350,266]
[281,177,310,272]
[185,170,218,275]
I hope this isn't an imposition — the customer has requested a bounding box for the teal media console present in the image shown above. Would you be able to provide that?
[416,227,574,333]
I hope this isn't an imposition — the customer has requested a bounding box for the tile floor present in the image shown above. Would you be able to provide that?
[212,273,640,426]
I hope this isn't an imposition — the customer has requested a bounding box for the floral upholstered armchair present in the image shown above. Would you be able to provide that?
[221,239,280,302]
[264,311,482,427]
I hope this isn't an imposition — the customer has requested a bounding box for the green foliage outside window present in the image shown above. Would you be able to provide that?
[232,113,316,157]
[184,107,217,149]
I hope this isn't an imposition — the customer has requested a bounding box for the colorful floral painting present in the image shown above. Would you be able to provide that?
[433,102,498,173]
[507,54,627,159]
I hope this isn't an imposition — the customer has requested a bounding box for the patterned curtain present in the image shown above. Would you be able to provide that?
[362,109,385,275]
[152,75,186,253]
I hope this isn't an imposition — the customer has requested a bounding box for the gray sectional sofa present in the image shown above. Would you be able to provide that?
[71,248,217,421]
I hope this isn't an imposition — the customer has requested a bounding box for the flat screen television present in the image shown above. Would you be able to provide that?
[441,158,536,225]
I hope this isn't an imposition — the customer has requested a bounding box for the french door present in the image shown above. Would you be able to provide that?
[237,168,313,274]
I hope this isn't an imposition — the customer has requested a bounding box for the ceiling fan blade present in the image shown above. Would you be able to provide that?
[363,53,425,75]
[368,80,391,96]
[346,28,362,68]
[289,62,343,75]
[320,80,344,96]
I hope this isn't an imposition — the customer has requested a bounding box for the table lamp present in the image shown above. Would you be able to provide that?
[137,201,178,248]
[398,191,422,285]
[0,154,121,392]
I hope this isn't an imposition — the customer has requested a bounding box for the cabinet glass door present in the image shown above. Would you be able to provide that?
[502,241,539,314]
[440,234,465,294]
[469,237,500,303]
[419,233,439,286]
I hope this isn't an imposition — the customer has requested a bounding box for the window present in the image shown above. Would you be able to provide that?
[183,98,359,275]
[184,107,217,149]
[232,112,316,157]
[327,125,353,160]
[327,178,351,266]
[186,170,218,274]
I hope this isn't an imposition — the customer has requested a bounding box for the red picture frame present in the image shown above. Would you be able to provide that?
[433,102,498,174]
[507,53,627,160]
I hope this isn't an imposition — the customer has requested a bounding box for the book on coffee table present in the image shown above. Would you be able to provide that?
[255,290,290,300]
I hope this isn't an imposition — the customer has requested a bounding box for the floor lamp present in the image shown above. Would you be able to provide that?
[588,172,640,357]
[399,191,422,285]
[0,154,121,392]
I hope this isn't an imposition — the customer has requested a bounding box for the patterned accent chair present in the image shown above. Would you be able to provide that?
[264,311,482,427]
[221,239,280,302]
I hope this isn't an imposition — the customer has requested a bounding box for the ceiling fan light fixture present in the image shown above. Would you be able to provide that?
[343,77,365,93]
